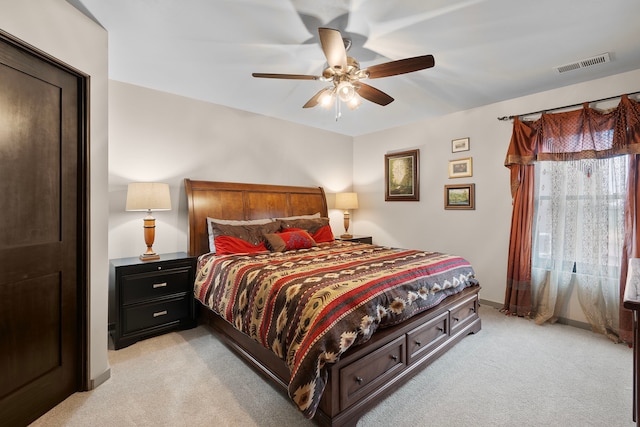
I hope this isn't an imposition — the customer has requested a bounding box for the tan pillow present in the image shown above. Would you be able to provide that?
[274,213,321,221]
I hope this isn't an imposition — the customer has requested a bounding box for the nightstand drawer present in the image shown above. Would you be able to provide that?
[123,296,191,334]
[121,268,191,305]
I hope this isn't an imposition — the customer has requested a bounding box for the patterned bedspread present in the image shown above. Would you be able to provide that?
[193,241,479,418]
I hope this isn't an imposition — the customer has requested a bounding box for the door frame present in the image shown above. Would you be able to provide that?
[0,29,89,391]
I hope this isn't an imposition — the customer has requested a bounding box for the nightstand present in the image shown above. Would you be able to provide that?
[336,235,373,244]
[108,252,197,349]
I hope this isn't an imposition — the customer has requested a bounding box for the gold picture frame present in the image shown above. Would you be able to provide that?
[385,149,419,201]
[451,137,470,153]
[444,184,475,210]
[448,157,473,178]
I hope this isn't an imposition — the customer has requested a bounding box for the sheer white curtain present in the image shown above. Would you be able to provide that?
[531,156,628,340]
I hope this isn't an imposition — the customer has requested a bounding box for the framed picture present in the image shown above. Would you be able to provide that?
[444,184,475,210]
[448,157,473,178]
[452,137,470,152]
[385,149,419,201]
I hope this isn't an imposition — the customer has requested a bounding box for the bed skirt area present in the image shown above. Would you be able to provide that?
[197,285,481,427]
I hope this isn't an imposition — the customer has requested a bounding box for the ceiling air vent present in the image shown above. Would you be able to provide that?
[555,52,611,73]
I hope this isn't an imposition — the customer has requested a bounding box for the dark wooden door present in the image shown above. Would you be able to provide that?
[0,32,87,426]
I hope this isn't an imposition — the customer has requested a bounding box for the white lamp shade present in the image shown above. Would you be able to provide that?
[335,192,359,210]
[125,182,172,211]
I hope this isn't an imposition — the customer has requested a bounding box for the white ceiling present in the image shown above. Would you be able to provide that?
[70,0,640,136]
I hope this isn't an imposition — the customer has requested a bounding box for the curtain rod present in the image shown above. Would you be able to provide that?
[496,90,640,121]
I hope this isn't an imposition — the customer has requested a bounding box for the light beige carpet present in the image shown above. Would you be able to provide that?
[31,306,635,426]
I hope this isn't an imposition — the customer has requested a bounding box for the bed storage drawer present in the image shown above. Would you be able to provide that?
[339,335,406,410]
[450,294,479,335]
[406,311,449,364]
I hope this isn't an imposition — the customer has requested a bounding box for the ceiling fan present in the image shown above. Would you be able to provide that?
[252,27,435,111]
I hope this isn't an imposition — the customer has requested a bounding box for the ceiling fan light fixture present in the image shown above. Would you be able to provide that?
[319,87,335,108]
[347,95,362,110]
[336,81,356,102]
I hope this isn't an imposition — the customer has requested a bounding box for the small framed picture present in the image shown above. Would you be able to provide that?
[448,157,473,178]
[385,149,419,201]
[444,184,475,210]
[452,137,470,153]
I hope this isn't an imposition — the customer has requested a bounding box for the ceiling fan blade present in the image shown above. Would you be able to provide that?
[364,55,435,79]
[252,73,319,80]
[302,88,332,108]
[318,27,347,72]
[356,83,394,106]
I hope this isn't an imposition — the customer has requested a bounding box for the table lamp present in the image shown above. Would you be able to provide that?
[335,192,359,239]
[126,182,172,261]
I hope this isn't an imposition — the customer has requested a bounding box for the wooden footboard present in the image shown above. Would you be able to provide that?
[199,285,481,426]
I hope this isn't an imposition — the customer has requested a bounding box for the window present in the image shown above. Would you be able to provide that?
[531,154,628,337]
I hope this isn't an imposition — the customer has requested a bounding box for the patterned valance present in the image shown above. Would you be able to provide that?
[505,95,640,166]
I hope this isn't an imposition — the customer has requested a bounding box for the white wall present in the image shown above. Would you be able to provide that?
[353,68,640,324]
[0,0,110,385]
[108,81,353,260]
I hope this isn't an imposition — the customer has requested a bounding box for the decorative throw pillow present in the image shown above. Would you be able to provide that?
[264,230,317,252]
[213,235,268,255]
[280,217,334,243]
[207,217,275,253]
[311,225,335,243]
[209,220,281,254]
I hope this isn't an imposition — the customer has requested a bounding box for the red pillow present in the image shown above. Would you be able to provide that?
[264,230,316,252]
[312,225,334,243]
[213,235,268,255]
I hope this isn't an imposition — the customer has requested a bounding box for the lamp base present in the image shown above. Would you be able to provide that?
[139,253,160,261]
[340,233,353,239]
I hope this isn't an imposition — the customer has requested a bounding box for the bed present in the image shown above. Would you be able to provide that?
[185,179,481,426]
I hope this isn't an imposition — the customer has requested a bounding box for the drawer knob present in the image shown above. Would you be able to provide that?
[390,354,398,361]
[153,282,168,289]
[436,326,444,332]
[153,310,168,318]
[415,340,422,347]
[453,317,460,322]
[355,376,364,384]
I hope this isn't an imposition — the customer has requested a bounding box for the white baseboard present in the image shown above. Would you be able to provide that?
[89,367,111,390]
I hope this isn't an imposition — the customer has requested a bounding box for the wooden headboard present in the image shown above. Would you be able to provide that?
[184,179,328,257]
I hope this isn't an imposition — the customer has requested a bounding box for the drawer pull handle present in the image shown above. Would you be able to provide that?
[153,310,168,317]
[415,340,422,347]
[153,282,168,289]
[355,377,364,384]
[436,326,444,332]
[390,354,398,361]
[453,317,460,322]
